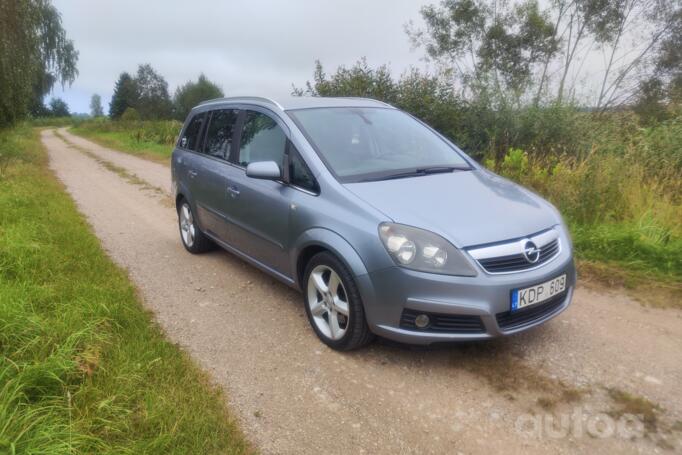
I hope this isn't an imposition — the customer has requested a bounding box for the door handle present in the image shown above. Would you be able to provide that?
[227,185,240,198]
[188,170,198,178]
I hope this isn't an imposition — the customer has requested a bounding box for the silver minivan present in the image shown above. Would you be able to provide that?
[172,96,575,350]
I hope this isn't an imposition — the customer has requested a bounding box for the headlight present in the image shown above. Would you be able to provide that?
[378,223,477,276]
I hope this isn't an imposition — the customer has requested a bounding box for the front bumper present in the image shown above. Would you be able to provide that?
[357,246,576,345]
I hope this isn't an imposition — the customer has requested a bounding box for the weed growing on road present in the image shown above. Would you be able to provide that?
[451,342,586,408]
[54,129,168,200]
[605,387,682,449]
[607,388,661,433]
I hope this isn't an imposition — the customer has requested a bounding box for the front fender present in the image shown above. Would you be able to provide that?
[290,228,370,287]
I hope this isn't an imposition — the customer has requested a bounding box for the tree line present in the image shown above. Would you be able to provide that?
[0,0,224,125]
[3,0,679,132]
[68,66,224,121]
[293,0,682,159]
[402,0,682,114]
[108,66,223,121]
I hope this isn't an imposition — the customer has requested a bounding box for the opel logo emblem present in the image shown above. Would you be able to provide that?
[523,240,540,264]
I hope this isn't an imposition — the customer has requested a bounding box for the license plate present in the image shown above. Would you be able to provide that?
[511,274,566,311]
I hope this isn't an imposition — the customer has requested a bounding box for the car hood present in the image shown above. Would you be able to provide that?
[344,169,558,248]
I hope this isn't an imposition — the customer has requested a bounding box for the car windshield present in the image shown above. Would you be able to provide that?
[288,107,470,182]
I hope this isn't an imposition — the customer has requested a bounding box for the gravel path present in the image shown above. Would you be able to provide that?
[44,128,682,454]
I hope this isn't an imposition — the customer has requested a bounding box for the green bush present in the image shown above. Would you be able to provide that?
[0,124,40,178]
[120,107,141,122]
[639,110,682,173]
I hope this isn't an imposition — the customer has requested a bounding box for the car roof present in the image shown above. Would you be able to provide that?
[196,95,394,111]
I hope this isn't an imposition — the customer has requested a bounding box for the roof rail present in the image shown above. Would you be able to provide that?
[336,97,394,108]
[198,96,284,110]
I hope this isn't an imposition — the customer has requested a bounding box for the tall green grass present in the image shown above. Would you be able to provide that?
[29,117,76,128]
[0,125,251,454]
[71,118,180,161]
[487,112,682,281]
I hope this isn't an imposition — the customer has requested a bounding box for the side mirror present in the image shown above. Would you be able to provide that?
[245,161,281,180]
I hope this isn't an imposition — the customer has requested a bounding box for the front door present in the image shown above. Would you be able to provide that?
[224,109,292,276]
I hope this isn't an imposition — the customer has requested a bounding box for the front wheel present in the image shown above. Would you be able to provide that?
[303,252,374,350]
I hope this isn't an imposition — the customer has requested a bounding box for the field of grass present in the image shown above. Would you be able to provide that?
[28,116,76,128]
[487,113,682,284]
[71,118,179,163]
[0,125,251,454]
[70,128,174,162]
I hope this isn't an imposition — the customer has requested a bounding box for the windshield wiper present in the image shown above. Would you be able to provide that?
[416,165,470,174]
[360,165,471,182]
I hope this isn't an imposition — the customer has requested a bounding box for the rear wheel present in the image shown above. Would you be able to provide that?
[303,252,374,350]
[177,200,214,253]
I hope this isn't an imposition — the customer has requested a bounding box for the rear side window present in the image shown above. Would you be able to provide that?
[203,109,239,160]
[238,111,287,167]
[289,146,318,193]
[179,113,205,151]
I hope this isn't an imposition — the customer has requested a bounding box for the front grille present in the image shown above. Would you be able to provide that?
[496,292,566,330]
[400,309,485,333]
[478,239,560,273]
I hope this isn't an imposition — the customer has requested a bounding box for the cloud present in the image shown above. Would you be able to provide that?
[51,0,433,113]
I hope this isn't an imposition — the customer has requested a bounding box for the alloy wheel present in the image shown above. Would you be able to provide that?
[307,265,350,340]
[179,202,195,248]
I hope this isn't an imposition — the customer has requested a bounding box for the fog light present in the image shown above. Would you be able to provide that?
[415,314,430,329]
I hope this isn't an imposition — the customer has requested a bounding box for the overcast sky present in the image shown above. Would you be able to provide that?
[51,0,434,114]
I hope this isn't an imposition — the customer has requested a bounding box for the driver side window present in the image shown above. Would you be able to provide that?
[238,111,287,167]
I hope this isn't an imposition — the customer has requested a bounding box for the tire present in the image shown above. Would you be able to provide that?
[177,199,214,254]
[303,252,374,350]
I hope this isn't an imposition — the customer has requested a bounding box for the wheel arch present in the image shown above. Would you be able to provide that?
[175,192,186,210]
[174,183,210,235]
[292,228,369,290]
[174,179,193,210]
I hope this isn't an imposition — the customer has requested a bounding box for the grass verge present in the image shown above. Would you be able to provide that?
[0,125,252,453]
[577,260,682,309]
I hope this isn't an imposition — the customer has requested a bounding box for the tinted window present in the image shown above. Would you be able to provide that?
[203,109,239,160]
[238,111,287,167]
[289,146,318,192]
[179,113,205,151]
[289,108,469,182]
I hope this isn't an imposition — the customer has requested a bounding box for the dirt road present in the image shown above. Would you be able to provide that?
[44,128,682,454]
